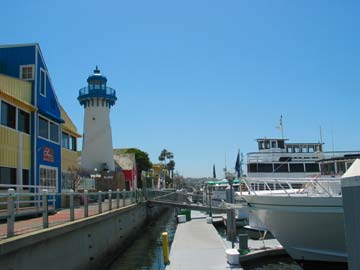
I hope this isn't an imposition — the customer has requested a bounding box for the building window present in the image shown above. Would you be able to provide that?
[22,169,29,186]
[1,101,16,129]
[50,122,59,142]
[20,65,34,80]
[0,167,16,188]
[40,166,57,189]
[62,132,69,148]
[39,116,49,139]
[39,116,59,143]
[18,109,30,134]
[71,136,77,151]
[40,69,46,96]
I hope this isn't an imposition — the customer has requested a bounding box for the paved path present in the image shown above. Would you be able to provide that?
[168,215,242,270]
[0,199,135,239]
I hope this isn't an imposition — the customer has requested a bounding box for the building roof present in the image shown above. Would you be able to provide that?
[113,153,136,170]
[60,105,81,137]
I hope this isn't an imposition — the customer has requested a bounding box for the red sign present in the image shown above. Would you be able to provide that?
[43,147,54,162]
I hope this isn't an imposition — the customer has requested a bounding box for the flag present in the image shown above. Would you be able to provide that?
[213,164,216,179]
[235,151,241,178]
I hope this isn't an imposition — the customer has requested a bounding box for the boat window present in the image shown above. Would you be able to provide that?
[322,162,336,175]
[315,145,321,152]
[337,162,346,174]
[258,141,264,150]
[265,141,270,149]
[308,147,314,153]
[305,163,320,172]
[294,147,300,153]
[248,163,258,173]
[271,141,277,148]
[278,140,285,149]
[273,163,289,172]
[257,163,273,172]
[302,147,308,153]
[289,163,304,172]
[346,161,353,170]
[279,157,292,162]
[287,147,293,153]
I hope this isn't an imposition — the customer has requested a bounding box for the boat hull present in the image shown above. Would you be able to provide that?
[244,195,347,263]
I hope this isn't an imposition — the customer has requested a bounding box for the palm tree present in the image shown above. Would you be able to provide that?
[167,160,176,179]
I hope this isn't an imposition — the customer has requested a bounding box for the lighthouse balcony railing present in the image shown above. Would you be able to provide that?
[78,86,116,98]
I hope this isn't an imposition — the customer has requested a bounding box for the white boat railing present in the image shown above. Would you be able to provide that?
[242,177,342,197]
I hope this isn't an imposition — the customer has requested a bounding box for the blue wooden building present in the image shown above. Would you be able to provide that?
[0,44,65,207]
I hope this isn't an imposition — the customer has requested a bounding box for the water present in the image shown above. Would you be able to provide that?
[107,209,177,270]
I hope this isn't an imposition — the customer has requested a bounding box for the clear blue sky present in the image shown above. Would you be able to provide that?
[1,1,359,177]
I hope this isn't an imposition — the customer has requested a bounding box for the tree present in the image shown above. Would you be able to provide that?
[166,160,176,179]
[126,148,152,188]
[158,149,167,164]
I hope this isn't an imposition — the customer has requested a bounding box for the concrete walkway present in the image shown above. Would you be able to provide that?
[0,199,135,239]
[167,216,242,270]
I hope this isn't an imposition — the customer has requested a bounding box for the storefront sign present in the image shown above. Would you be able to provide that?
[43,147,54,162]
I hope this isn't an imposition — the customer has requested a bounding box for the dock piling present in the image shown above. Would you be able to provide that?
[162,232,170,265]
[226,208,236,248]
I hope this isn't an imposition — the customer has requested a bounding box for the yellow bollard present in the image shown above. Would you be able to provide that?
[162,232,170,265]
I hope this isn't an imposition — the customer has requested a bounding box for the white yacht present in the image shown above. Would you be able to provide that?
[247,138,358,179]
[242,158,360,266]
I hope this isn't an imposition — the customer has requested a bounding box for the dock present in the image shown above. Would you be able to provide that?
[167,211,286,270]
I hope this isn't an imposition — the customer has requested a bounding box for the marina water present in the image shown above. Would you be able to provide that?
[107,209,177,270]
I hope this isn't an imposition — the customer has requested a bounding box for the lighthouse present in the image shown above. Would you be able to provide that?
[78,66,117,172]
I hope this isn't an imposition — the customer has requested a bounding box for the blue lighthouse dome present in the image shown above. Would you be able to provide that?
[78,66,117,108]
[87,66,107,85]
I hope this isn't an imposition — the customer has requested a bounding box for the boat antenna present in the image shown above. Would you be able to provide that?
[331,129,335,157]
[276,116,284,139]
[224,152,227,178]
[319,126,323,145]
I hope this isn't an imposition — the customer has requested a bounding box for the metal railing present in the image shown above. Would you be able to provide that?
[242,177,342,197]
[0,189,144,239]
[78,86,116,97]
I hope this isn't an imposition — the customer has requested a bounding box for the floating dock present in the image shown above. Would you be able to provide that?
[167,211,286,270]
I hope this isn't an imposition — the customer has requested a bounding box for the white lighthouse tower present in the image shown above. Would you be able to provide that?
[78,66,117,172]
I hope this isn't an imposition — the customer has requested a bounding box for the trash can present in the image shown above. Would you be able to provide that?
[179,209,191,221]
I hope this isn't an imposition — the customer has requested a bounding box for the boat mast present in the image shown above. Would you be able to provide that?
[280,115,284,139]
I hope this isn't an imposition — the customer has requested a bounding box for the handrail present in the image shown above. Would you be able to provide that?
[78,86,116,97]
[243,177,341,197]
